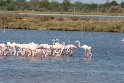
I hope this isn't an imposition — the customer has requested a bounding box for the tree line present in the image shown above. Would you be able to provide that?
[0,0,124,13]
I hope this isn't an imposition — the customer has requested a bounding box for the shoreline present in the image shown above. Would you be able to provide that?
[0,27,123,33]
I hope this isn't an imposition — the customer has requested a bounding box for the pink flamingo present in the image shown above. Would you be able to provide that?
[75,40,92,58]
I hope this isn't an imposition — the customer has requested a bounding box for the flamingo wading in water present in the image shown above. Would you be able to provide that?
[75,40,92,58]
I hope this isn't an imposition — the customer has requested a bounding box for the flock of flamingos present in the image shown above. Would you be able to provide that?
[0,39,92,59]
[0,38,123,59]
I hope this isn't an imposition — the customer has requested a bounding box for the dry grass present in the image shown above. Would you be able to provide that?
[0,13,124,32]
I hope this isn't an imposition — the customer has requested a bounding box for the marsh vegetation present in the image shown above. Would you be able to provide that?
[0,13,124,32]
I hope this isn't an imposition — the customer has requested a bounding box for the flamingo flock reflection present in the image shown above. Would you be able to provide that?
[0,39,92,59]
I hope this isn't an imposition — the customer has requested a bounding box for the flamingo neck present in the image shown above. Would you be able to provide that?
[78,41,81,48]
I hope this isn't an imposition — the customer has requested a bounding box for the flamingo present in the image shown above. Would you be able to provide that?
[37,44,52,57]
[52,39,60,45]
[64,44,77,56]
[52,41,65,57]
[75,40,92,58]
[0,43,6,56]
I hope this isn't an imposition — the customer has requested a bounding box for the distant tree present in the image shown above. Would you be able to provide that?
[6,3,17,10]
[72,1,83,12]
[121,1,124,8]
[110,0,118,6]
[108,5,123,13]
[6,0,12,3]
[63,0,70,6]
[40,0,50,3]
[0,0,6,7]
[51,1,61,11]
[16,0,26,2]
[63,0,70,11]
[0,0,123,13]
[39,0,50,11]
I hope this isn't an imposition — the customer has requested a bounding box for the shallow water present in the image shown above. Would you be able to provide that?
[0,29,124,83]
[28,14,124,19]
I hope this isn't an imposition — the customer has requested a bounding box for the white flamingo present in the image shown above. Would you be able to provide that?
[75,40,92,58]
[52,39,60,45]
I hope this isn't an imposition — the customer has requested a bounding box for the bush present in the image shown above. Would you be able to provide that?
[107,5,124,13]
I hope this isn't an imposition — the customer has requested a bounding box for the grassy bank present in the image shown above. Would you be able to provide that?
[0,13,124,32]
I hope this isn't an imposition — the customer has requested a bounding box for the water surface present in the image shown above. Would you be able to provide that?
[0,29,124,83]
[27,13,124,19]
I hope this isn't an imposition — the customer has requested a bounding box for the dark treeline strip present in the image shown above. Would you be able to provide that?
[0,13,124,32]
[0,0,124,13]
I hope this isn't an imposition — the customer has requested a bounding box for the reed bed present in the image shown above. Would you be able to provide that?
[0,13,124,32]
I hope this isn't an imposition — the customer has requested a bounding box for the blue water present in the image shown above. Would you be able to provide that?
[0,29,124,83]
[28,14,124,19]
